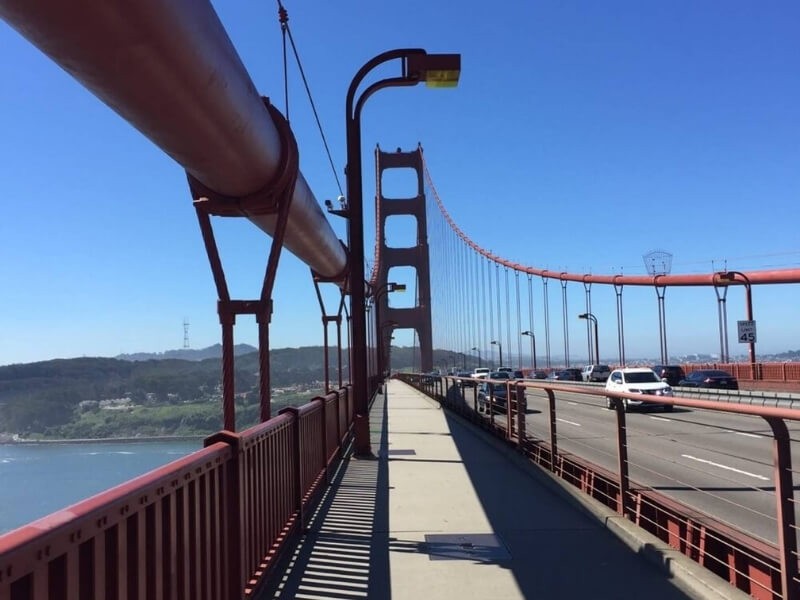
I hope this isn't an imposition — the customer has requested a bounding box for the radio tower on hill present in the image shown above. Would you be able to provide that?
[183,318,190,349]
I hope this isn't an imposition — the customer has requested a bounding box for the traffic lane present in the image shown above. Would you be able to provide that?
[523,409,784,543]
[520,392,791,543]
[521,386,800,470]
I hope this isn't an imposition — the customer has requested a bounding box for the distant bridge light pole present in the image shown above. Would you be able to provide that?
[373,282,405,377]
[521,331,537,370]
[578,313,599,365]
[491,340,503,368]
[719,271,757,376]
[346,49,461,457]
[471,346,482,368]
[458,352,466,370]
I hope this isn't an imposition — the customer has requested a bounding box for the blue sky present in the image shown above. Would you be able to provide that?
[1,1,799,366]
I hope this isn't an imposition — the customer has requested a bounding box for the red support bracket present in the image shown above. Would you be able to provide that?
[191,97,299,432]
[312,273,348,392]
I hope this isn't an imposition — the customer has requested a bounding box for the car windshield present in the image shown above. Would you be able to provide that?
[623,371,660,384]
[698,370,732,378]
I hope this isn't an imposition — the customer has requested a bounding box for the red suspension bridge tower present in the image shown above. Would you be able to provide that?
[374,146,433,373]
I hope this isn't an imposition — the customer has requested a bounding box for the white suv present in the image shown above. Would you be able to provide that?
[604,367,674,412]
[581,364,611,382]
[471,367,491,380]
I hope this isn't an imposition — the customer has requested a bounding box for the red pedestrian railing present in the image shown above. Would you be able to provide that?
[0,386,353,600]
[683,362,800,385]
[406,373,800,600]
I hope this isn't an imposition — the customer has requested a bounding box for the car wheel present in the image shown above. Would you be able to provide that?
[664,405,674,412]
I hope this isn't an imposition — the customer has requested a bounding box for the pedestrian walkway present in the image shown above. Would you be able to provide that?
[260,379,745,599]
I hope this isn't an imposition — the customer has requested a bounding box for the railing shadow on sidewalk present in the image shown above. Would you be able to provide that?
[432,401,695,599]
[258,392,391,600]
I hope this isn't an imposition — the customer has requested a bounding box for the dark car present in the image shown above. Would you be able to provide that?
[531,370,548,380]
[652,365,686,387]
[421,371,441,384]
[477,373,526,412]
[550,368,583,382]
[678,370,739,390]
[477,380,508,413]
[457,370,476,387]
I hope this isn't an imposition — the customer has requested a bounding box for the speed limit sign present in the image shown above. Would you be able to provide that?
[737,320,757,344]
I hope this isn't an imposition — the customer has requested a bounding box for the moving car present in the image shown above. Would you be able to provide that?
[549,368,583,382]
[605,367,674,412]
[471,367,491,381]
[477,379,508,413]
[456,370,475,386]
[477,372,525,413]
[652,365,686,386]
[678,370,739,390]
[581,364,611,382]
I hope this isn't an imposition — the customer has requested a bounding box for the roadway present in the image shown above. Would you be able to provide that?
[514,383,800,545]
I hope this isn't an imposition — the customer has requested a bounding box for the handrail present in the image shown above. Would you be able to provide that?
[406,373,800,600]
[0,384,355,599]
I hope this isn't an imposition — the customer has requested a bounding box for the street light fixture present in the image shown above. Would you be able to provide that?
[521,331,537,370]
[347,49,461,457]
[491,340,503,368]
[471,346,482,368]
[372,282,405,380]
[578,313,599,365]
[719,271,757,375]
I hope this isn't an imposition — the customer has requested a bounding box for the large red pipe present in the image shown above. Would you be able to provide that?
[0,0,347,280]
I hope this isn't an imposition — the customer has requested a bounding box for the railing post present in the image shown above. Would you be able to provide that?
[546,389,557,472]
[334,389,343,458]
[516,383,526,449]
[279,407,304,531]
[318,396,329,485]
[505,382,512,440]
[614,400,631,517]
[763,416,799,600]
[204,431,243,599]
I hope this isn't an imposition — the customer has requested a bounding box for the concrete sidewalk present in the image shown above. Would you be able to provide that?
[262,379,745,599]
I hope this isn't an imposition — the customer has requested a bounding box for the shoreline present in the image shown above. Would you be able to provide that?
[0,434,207,445]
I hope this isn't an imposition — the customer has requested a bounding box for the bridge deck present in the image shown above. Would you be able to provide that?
[259,379,744,599]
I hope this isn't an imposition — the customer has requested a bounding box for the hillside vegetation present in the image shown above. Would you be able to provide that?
[0,345,448,440]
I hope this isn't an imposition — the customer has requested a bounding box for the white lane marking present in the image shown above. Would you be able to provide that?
[567,401,578,406]
[681,454,769,481]
[649,416,672,422]
[556,418,581,427]
[724,429,764,439]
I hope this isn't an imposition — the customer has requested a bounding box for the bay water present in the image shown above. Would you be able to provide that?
[0,439,201,534]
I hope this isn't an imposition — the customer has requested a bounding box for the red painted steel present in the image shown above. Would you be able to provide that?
[0,385,355,599]
[407,373,800,600]
[0,0,347,280]
[0,443,233,599]
[423,154,800,288]
[683,362,800,385]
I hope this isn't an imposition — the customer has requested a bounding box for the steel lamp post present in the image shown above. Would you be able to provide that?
[471,346,482,368]
[372,282,405,377]
[578,313,599,365]
[521,330,537,370]
[719,271,757,377]
[346,49,461,457]
[491,340,503,368]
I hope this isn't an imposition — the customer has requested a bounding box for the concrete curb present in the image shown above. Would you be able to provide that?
[431,392,751,600]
